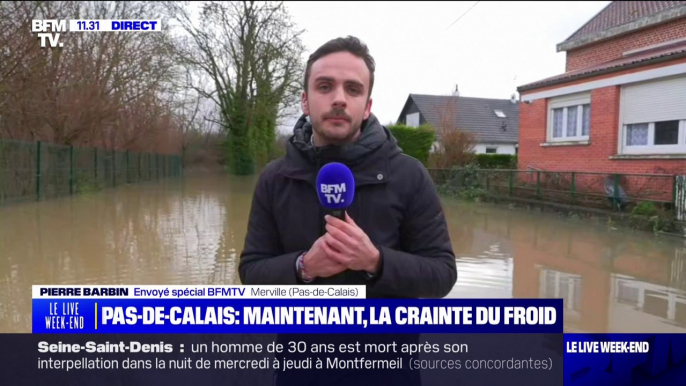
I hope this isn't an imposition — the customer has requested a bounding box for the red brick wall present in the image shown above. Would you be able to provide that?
[566,18,686,72]
[519,58,686,177]
[518,86,622,172]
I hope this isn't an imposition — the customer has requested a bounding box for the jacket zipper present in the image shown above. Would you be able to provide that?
[315,152,325,236]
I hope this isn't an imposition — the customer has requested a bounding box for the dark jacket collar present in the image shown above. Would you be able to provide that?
[279,113,401,187]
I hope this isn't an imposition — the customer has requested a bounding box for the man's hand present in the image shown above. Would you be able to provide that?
[323,213,381,274]
[302,236,347,279]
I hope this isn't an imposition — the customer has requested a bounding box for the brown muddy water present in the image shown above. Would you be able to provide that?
[1,172,685,333]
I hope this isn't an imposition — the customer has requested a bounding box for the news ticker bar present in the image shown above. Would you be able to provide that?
[32,20,161,32]
[1,333,564,385]
[4,333,686,385]
[32,285,365,299]
[32,297,563,334]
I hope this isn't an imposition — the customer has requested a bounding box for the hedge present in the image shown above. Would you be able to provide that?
[474,154,517,169]
[388,124,435,165]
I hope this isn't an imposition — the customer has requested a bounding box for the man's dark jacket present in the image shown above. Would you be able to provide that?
[239,113,457,298]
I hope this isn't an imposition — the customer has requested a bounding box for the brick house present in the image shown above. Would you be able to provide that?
[517,1,686,177]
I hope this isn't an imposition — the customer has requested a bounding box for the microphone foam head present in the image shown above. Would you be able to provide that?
[316,162,355,210]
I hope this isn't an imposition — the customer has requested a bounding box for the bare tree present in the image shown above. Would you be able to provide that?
[427,97,476,169]
[0,1,183,154]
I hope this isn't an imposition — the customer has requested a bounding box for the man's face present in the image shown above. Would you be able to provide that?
[301,51,373,146]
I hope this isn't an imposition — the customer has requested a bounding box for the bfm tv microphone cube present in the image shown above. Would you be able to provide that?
[316,162,355,220]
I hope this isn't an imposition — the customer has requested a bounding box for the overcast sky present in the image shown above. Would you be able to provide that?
[277,1,611,132]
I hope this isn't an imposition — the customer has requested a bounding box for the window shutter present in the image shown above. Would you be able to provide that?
[622,75,686,124]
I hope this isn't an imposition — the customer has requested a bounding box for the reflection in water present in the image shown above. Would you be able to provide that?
[442,199,686,333]
[0,174,254,332]
[1,173,686,333]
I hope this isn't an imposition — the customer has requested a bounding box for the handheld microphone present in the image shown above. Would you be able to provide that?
[316,162,355,220]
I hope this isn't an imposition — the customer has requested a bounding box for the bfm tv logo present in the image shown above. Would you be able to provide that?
[32,20,66,48]
[320,183,346,204]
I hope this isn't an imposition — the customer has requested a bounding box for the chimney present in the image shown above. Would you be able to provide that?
[452,84,460,97]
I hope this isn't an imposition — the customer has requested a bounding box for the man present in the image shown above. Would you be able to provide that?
[239,36,457,297]
[239,36,456,386]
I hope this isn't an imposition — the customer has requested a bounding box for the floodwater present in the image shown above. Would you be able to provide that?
[1,172,686,333]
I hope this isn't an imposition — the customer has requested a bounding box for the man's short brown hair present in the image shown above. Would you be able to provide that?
[304,36,376,98]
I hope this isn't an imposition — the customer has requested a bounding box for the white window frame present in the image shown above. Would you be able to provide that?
[547,93,591,143]
[539,269,582,313]
[620,120,686,155]
[406,112,420,128]
[611,275,686,322]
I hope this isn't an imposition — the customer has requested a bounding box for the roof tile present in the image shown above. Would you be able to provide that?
[562,1,686,46]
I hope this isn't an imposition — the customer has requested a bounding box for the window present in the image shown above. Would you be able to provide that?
[485,147,497,154]
[615,280,640,305]
[406,112,419,128]
[613,276,686,323]
[539,270,582,312]
[550,104,590,140]
[655,121,679,144]
[620,75,686,155]
[622,120,686,154]
[494,109,506,118]
[547,93,591,142]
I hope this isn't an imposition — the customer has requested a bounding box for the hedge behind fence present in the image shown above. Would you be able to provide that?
[388,124,435,165]
[474,154,517,169]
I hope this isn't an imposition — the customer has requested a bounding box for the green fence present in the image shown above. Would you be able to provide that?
[429,168,676,213]
[0,139,182,205]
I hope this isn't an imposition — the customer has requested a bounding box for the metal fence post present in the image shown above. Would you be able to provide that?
[536,171,541,199]
[509,170,513,196]
[571,172,576,204]
[69,145,74,195]
[673,175,677,213]
[36,141,42,201]
[676,175,684,220]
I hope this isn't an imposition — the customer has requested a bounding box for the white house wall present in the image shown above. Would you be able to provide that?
[429,142,517,155]
[474,143,517,155]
